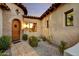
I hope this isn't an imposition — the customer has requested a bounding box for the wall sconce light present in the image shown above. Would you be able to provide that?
[22,22,27,29]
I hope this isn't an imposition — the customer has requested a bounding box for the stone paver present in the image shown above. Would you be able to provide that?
[33,41,61,56]
[10,41,60,56]
[11,41,38,56]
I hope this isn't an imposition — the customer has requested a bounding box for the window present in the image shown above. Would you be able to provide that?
[65,9,73,26]
[25,22,37,32]
[29,23,37,32]
[47,20,49,28]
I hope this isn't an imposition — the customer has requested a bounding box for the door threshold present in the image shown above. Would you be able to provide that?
[12,40,21,44]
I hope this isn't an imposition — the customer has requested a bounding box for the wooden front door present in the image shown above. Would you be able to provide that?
[12,19,20,42]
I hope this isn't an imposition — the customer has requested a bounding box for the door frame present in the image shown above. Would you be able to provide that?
[12,19,21,42]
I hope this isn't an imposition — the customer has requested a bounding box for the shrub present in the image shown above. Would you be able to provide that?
[29,36,39,47]
[22,34,28,41]
[46,36,53,44]
[0,36,11,50]
[40,36,47,41]
[0,52,7,56]
[40,35,53,44]
[46,39,52,44]
[58,41,67,55]
[0,50,8,56]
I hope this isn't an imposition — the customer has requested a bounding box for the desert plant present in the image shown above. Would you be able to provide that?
[58,41,67,55]
[22,34,28,41]
[29,36,39,47]
[0,36,11,50]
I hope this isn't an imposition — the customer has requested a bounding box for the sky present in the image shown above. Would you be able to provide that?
[22,3,52,17]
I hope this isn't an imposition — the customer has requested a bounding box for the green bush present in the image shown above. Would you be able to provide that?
[0,52,7,56]
[40,36,47,41]
[0,50,8,56]
[29,36,39,47]
[46,36,53,44]
[0,36,11,50]
[58,41,67,55]
[46,39,52,44]
[22,34,28,41]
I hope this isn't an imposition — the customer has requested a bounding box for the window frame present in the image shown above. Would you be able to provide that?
[47,20,49,28]
[25,22,37,32]
[65,9,74,26]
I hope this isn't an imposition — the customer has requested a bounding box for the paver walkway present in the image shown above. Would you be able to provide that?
[33,41,60,56]
[10,41,61,56]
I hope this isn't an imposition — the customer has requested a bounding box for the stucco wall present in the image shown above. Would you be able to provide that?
[42,4,79,47]
[41,14,50,38]
[2,3,24,39]
[24,18,42,37]
[1,3,79,47]
[0,8,3,37]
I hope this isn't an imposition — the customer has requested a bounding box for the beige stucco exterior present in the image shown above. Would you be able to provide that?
[0,3,25,41]
[41,4,79,47]
[0,3,79,47]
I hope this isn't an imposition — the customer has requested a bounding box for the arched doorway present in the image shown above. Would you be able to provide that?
[12,19,21,43]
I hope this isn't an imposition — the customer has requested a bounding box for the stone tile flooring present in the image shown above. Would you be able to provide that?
[10,41,61,56]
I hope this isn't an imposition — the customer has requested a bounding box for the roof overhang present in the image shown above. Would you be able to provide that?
[23,15,41,20]
[14,3,27,15]
[40,3,61,19]
[0,3,10,10]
